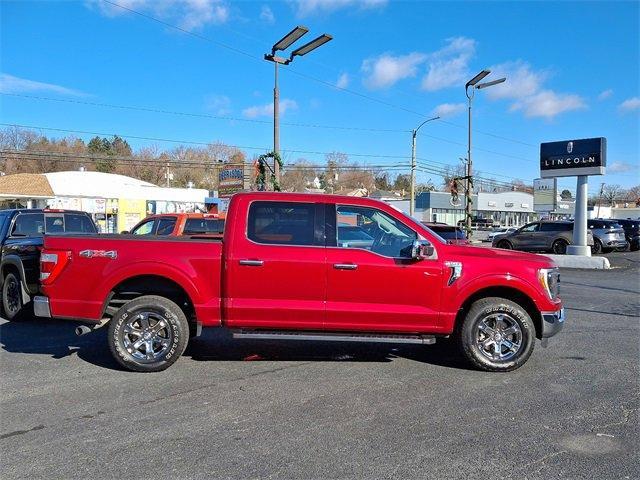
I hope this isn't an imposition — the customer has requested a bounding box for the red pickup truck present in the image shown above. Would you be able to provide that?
[34,192,564,373]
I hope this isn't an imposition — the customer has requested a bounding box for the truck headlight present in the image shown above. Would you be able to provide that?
[538,268,560,300]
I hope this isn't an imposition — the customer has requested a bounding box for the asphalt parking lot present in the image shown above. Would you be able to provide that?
[1,251,638,480]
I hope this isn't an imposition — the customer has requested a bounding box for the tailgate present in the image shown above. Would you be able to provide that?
[41,235,223,323]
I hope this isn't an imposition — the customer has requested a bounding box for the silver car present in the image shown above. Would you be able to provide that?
[588,219,628,254]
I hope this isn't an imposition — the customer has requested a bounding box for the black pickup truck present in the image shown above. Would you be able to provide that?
[0,209,97,319]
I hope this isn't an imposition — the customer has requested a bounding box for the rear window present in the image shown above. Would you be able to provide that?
[11,213,45,237]
[248,201,315,246]
[183,218,225,235]
[64,214,97,233]
[156,217,177,235]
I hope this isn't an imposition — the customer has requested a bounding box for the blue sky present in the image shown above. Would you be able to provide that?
[1,0,638,194]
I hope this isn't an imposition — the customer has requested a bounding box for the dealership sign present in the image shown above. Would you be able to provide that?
[218,165,245,198]
[540,137,606,178]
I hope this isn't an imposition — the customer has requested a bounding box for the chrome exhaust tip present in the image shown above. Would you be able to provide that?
[75,325,92,336]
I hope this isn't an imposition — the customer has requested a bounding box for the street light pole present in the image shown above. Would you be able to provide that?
[464,70,506,237]
[410,116,439,216]
[265,26,332,188]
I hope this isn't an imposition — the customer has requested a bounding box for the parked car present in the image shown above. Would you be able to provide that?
[487,227,518,242]
[630,235,640,252]
[0,209,97,319]
[613,219,639,250]
[587,219,627,254]
[492,220,594,254]
[128,213,225,237]
[422,222,470,245]
[35,192,564,373]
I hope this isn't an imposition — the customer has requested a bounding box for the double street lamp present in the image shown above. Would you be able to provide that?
[464,70,506,236]
[265,26,333,185]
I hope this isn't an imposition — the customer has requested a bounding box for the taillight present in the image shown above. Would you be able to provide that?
[40,250,71,285]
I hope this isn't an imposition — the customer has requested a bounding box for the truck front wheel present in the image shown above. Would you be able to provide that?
[108,295,189,372]
[458,297,535,372]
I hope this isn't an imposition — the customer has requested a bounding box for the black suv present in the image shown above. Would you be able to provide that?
[0,209,97,319]
[615,219,640,251]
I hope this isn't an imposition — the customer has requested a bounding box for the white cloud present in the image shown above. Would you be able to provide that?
[243,99,298,118]
[361,52,426,90]
[421,37,476,91]
[619,97,640,112]
[336,72,349,89]
[484,61,547,100]
[431,103,465,118]
[292,0,387,17]
[87,0,229,30]
[260,5,275,24]
[0,73,87,96]
[608,161,635,173]
[598,89,613,101]
[205,94,231,115]
[510,90,586,119]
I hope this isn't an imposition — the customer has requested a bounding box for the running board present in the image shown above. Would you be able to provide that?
[232,330,436,345]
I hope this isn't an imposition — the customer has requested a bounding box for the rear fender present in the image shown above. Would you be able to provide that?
[0,256,31,304]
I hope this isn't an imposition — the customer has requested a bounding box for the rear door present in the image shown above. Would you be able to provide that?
[225,200,326,330]
[325,203,443,332]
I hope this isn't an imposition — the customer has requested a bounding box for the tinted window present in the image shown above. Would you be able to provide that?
[0,214,7,233]
[46,215,65,233]
[248,202,315,246]
[132,219,155,235]
[520,223,539,233]
[156,217,177,235]
[64,214,97,233]
[540,223,571,232]
[11,213,45,237]
[433,227,467,240]
[183,218,225,235]
[336,205,417,258]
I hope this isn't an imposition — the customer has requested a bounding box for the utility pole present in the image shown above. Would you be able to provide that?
[597,182,605,218]
[464,70,506,238]
[410,116,439,216]
[265,26,332,188]
[165,162,171,187]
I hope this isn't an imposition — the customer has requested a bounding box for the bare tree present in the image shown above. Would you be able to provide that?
[602,184,625,206]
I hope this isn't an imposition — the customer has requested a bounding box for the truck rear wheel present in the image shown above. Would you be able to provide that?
[2,272,23,320]
[108,295,189,372]
[457,297,535,372]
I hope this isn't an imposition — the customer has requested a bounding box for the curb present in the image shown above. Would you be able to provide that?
[542,254,611,269]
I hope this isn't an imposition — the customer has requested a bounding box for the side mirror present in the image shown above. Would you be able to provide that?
[411,239,434,260]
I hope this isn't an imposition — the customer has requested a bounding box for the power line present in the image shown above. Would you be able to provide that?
[1,93,410,134]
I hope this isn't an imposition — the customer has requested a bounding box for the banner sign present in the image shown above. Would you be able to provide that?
[540,137,606,178]
[218,165,245,198]
[533,178,557,212]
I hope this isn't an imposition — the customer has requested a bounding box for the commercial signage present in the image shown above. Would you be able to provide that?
[533,178,557,212]
[540,137,606,178]
[218,165,245,198]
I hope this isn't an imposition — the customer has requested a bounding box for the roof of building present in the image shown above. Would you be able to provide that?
[0,173,55,199]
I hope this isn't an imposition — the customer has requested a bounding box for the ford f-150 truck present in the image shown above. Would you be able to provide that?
[33,192,564,373]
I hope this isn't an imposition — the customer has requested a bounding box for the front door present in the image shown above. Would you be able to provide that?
[225,200,326,330]
[325,204,443,333]
[514,222,540,250]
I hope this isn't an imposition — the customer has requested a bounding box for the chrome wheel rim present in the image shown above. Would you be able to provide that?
[121,312,173,363]
[475,313,523,362]
[5,278,20,314]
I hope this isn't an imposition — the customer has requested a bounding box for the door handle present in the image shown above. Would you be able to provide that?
[239,259,264,267]
[333,263,358,270]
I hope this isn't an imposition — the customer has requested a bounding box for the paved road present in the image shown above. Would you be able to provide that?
[1,252,638,479]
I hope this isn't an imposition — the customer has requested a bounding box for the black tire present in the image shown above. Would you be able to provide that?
[552,239,568,255]
[497,240,513,250]
[2,272,23,320]
[591,239,602,255]
[108,295,189,372]
[631,241,640,252]
[457,297,536,372]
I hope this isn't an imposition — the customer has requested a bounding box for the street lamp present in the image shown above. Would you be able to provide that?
[410,116,440,216]
[265,27,333,186]
[464,69,506,237]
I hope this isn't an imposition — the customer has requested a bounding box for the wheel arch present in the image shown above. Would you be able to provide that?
[454,285,543,339]
[1,256,31,304]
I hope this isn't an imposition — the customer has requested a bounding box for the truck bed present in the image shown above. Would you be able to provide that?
[41,234,223,325]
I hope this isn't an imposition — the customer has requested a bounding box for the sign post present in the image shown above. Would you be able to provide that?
[540,137,606,256]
